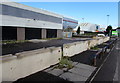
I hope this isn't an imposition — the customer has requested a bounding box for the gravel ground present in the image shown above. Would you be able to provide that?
[2,38,91,55]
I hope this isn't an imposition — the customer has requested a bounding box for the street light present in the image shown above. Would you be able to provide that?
[107,15,110,26]
[82,18,84,23]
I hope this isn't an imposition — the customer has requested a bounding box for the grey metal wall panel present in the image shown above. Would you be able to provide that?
[1,4,62,24]
[0,4,2,15]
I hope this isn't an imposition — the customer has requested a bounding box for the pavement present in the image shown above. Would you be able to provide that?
[118,38,120,83]
[47,62,96,82]
[91,38,119,82]
[14,62,96,83]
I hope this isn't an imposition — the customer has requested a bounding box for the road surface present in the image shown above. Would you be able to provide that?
[92,38,120,82]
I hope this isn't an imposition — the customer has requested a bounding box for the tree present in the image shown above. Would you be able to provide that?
[76,26,80,35]
[106,25,112,36]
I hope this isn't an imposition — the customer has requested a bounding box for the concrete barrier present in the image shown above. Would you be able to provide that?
[88,39,98,49]
[63,37,110,57]
[103,37,110,42]
[63,41,88,57]
[98,38,104,45]
[1,37,110,81]
[1,47,62,81]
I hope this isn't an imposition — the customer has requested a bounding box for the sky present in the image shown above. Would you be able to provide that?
[17,2,118,29]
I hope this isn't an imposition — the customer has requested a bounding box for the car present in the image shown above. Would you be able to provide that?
[97,34,105,37]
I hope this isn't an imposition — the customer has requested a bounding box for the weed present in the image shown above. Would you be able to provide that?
[90,46,100,50]
[56,56,74,69]
[2,40,28,44]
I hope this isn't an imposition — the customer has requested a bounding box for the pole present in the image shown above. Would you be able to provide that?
[107,15,109,26]
[82,18,84,23]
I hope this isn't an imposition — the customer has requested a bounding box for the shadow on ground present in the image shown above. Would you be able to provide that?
[13,71,73,83]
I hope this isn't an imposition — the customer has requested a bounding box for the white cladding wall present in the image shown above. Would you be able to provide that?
[1,2,63,29]
[2,2,62,18]
[1,15,62,29]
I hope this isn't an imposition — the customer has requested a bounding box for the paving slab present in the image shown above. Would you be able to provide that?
[47,69,64,76]
[75,63,96,72]
[60,72,87,82]
[72,61,78,66]
[69,67,93,78]
[44,67,54,72]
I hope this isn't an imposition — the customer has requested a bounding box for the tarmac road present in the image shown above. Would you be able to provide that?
[91,38,120,82]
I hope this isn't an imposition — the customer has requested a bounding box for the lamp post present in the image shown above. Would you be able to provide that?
[107,15,110,26]
[82,18,84,23]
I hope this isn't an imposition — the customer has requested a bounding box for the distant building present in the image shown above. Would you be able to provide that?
[63,17,78,30]
[80,23,100,32]
[73,23,100,33]
[1,1,63,40]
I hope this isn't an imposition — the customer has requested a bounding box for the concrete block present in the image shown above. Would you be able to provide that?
[2,47,62,81]
[98,38,103,45]
[60,72,87,81]
[88,39,97,48]
[63,41,88,57]
[103,37,110,42]
[2,55,18,81]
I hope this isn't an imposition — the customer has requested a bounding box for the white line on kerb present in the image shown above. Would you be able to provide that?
[89,45,115,83]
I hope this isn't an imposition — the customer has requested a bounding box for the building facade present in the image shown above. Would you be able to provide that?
[1,1,63,40]
[63,17,78,37]
[76,23,100,32]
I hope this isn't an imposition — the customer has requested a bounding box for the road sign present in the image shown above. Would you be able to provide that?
[112,31,118,36]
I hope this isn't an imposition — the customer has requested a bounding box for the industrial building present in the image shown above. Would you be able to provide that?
[73,23,100,33]
[79,23,100,32]
[1,1,63,40]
